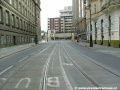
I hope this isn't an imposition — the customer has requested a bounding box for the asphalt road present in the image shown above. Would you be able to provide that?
[0,41,120,90]
[67,42,120,73]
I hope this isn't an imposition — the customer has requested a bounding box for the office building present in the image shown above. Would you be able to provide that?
[0,0,41,48]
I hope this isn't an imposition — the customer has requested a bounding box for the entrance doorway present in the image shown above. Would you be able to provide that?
[13,36,16,45]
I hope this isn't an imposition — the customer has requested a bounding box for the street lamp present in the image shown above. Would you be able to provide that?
[89,0,93,47]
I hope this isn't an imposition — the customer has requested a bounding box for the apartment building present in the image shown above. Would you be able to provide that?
[86,0,120,48]
[60,6,73,33]
[47,18,64,32]
[0,0,41,48]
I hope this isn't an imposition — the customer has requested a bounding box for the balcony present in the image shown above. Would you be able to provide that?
[101,0,120,11]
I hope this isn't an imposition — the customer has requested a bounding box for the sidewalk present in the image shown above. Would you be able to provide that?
[75,41,120,57]
[0,43,35,59]
[76,41,120,50]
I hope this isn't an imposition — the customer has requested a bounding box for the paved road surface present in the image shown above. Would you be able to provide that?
[0,41,119,90]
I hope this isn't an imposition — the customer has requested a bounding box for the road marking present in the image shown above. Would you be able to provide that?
[15,78,31,88]
[38,44,56,90]
[36,45,53,56]
[19,56,29,62]
[31,52,36,55]
[47,77,60,87]
[0,66,13,75]
[63,63,73,66]
[59,46,73,90]
[1,78,6,81]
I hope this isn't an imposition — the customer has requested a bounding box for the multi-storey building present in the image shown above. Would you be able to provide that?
[72,0,79,26]
[47,6,73,40]
[0,0,41,48]
[35,0,41,43]
[72,0,86,39]
[86,0,120,48]
[60,6,73,33]
[47,17,64,32]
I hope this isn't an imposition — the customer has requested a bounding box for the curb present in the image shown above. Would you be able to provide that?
[0,44,36,59]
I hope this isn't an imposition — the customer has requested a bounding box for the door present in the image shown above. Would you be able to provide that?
[13,36,16,45]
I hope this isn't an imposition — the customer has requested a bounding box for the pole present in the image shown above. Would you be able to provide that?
[54,30,55,40]
[89,2,93,47]
[35,3,38,44]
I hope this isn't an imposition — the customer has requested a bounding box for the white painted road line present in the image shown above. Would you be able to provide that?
[1,78,7,81]
[19,56,29,62]
[15,78,31,88]
[0,66,13,75]
[59,46,73,90]
[31,52,36,55]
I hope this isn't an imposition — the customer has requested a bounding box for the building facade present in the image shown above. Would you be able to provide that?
[47,6,73,40]
[0,0,41,48]
[86,0,120,48]
[60,6,73,33]
[72,0,86,40]
[47,18,64,32]
[35,0,41,43]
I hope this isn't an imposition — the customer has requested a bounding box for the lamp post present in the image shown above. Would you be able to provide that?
[89,0,93,47]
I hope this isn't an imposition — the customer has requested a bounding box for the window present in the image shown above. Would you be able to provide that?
[94,4,96,13]
[18,2,21,12]
[12,14,15,27]
[16,17,19,28]
[0,7,3,23]
[9,0,12,5]
[1,35,4,45]
[20,19,22,29]
[100,0,103,9]
[24,21,25,30]
[25,9,27,16]
[14,0,18,9]
[22,6,24,14]
[6,10,10,25]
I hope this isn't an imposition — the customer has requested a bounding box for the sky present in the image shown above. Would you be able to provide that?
[41,0,72,32]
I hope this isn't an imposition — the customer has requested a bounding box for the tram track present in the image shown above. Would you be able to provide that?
[0,44,54,89]
[39,44,57,90]
[61,42,120,90]
[66,43,120,78]
[61,44,102,89]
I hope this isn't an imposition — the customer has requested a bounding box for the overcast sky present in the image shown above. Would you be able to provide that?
[41,0,72,31]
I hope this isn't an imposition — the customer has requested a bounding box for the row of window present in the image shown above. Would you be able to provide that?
[0,35,34,46]
[8,0,35,12]
[0,6,36,34]
[6,0,35,22]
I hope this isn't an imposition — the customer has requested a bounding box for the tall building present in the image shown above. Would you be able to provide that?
[60,6,73,33]
[86,0,120,48]
[0,0,41,48]
[72,0,86,39]
[72,0,79,26]
[47,18,64,32]
[35,0,41,43]
[47,6,73,40]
